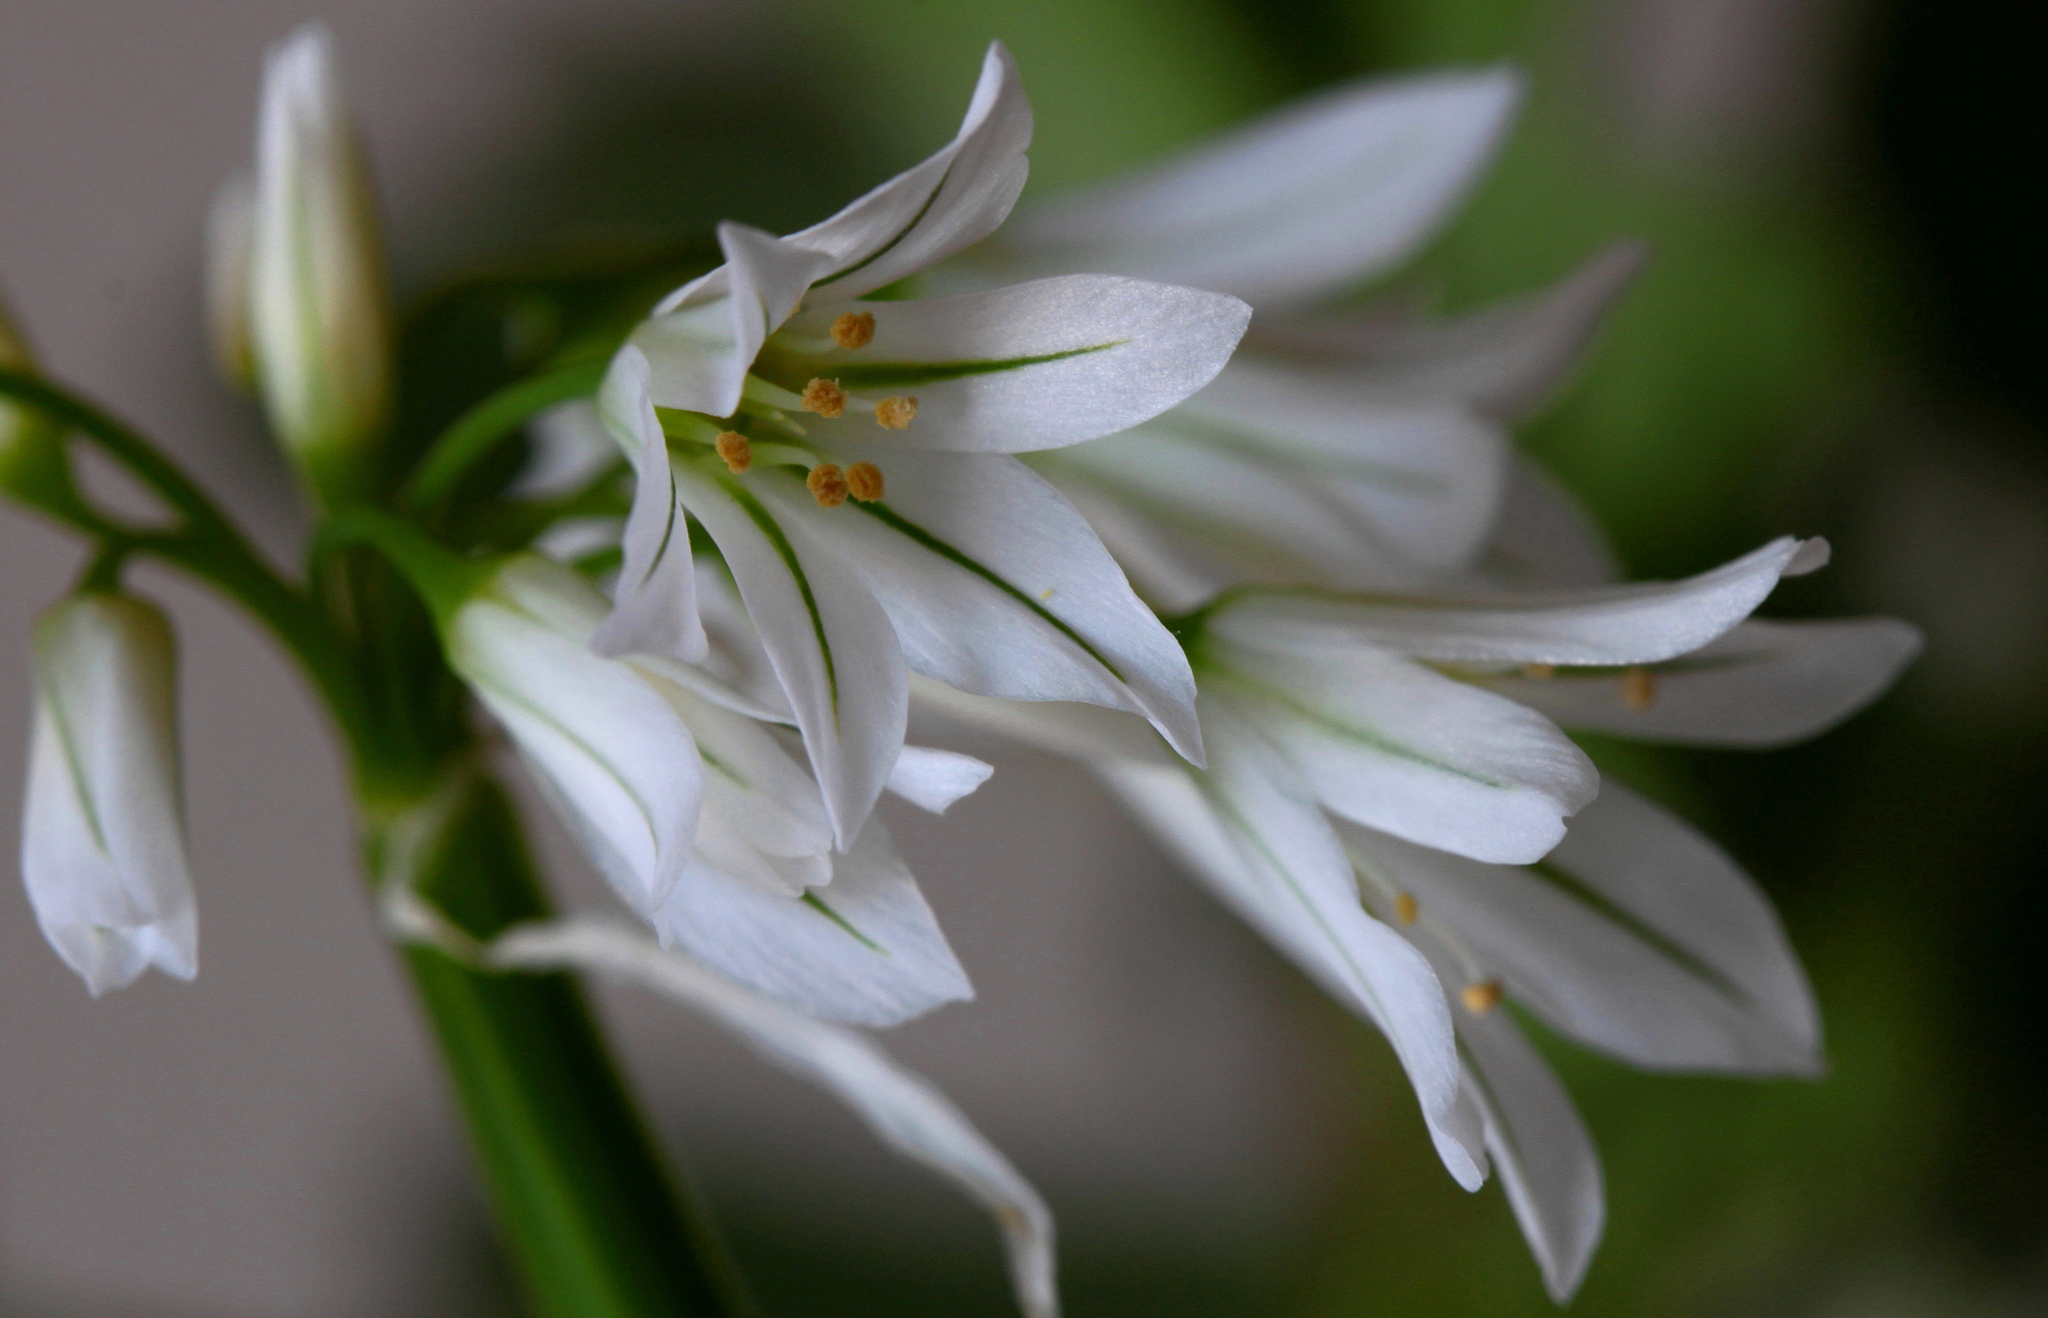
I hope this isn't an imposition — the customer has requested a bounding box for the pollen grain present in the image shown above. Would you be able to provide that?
[800,377,848,419]
[714,431,752,474]
[830,311,876,349]
[1620,665,1658,711]
[1461,979,1504,1014]
[1395,892,1419,926]
[807,463,849,508]
[1522,662,1556,681]
[874,395,919,430]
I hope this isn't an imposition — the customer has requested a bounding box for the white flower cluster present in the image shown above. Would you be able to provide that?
[10,26,1919,1315]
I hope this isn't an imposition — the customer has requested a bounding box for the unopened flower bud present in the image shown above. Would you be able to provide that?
[246,24,394,505]
[21,592,197,995]
[0,292,70,506]
[203,171,258,394]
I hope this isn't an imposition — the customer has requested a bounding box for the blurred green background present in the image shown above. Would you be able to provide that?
[7,0,2045,1313]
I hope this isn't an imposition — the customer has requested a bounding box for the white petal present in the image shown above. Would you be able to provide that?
[776,276,1249,453]
[1210,642,1596,864]
[995,68,1520,307]
[887,745,995,814]
[449,558,702,915]
[654,815,972,1028]
[1484,617,1923,747]
[475,916,1054,1318]
[1473,455,1620,589]
[1249,242,1647,421]
[1097,726,1485,1191]
[1212,535,1822,666]
[510,398,623,501]
[1461,1030,1603,1301]
[634,222,835,417]
[756,452,1203,763]
[627,562,797,724]
[592,347,707,663]
[669,457,907,848]
[22,595,197,994]
[909,675,1181,768]
[1026,471,1232,614]
[784,41,1033,300]
[1343,785,1820,1073]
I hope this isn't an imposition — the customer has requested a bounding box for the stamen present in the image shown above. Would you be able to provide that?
[1395,892,1419,926]
[807,463,849,508]
[874,395,918,430]
[1460,979,1504,1014]
[1620,665,1658,711]
[714,431,752,474]
[1522,662,1556,681]
[801,378,848,419]
[846,461,885,502]
[830,311,876,349]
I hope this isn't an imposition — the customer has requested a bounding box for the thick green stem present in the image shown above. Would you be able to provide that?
[370,770,745,1318]
[402,357,609,515]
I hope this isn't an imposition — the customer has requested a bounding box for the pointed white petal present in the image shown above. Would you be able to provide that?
[909,675,1180,768]
[1251,243,1646,421]
[756,452,1202,762]
[592,347,707,663]
[1461,1030,1603,1301]
[787,41,1033,300]
[1212,536,1822,666]
[1474,455,1621,589]
[511,399,623,502]
[22,595,197,994]
[634,222,835,417]
[449,558,702,915]
[778,276,1249,453]
[669,457,907,848]
[996,68,1521,307]
[1027,471,1232,614]
[1484,617,1922,748]
[475,916,1054,1318]
[626,562,798,724]
[654,815,971,1028]
[1097,720,1485,1191]
[1343,784,1820,1073]
[1211,642,1596,864]
[887,745,995,814]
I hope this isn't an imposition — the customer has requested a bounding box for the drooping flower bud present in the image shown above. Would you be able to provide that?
[20,592,198,995]
[245,24,393,504]
[203,170,258,395]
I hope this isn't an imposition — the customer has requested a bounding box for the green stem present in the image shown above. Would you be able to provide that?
[402,357,609,514]
[371,769,745,1318]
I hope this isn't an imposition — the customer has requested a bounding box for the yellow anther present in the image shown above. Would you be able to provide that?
[830,311,876,349]
[1522,662,1556,681]
[801,377,848,419]
[714,431,752,474]
[807,463,849,508]
[1395,892,1419,926]
[846,461,885,502]
[1461,979,1504,1014]
[874,395,918,430]
[1620,665,1658,712]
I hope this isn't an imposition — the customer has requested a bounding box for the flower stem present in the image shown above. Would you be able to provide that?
[371,769,748,1318]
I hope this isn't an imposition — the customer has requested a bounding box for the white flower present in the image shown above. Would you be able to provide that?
[448,554,984,1026]
[593,45,1249,848]
[940,67,1640,610]
[19,592,198,996]
[235,23,393,501]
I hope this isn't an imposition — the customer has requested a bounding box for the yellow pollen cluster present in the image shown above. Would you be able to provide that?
[714,431,751,474]
[801,378,848,418]
[1522,662,1556,681]
[1460,979,1504,1014]
[874,395,918,430]
[830,311,876,349]
[1394,892,1419,926]
[1620,665,1658,711]
[846,461,885,502]
[807,463,849,507]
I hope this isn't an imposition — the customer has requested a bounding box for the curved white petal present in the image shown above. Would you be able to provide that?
[887,745,995,814]
[1249,242,1647,421]
[995,68,1520,307]
[1210,642,1596,865]
[634,222,835,417]
[785,41,1033,300]
[592,347,707,663]
[756,452,1202,763]
[22,594,197,995]
[1483,617,1923,748]
[909,675,1180,768]
[1028,471,1233,614]
[669,457,907,848]
[778,276,1249,453]
[469,916,1053,1318]
[654,818,973,1028]
[1343,783,1820,1073]
[1473,455,1620,589]
[1212,535,1823,666]
[1097,727,1485,1191]
[448,557,701,916]
[509,399,623,502]
[1461,1031,1603,1301]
